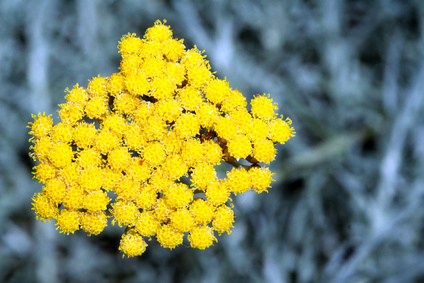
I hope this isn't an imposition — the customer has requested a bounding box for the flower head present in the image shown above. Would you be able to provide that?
[28,20,294,257]
[119,230,148,257]
[188,226,216,250]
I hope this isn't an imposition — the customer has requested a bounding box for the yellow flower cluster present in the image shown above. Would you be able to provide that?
[28,20,295,257]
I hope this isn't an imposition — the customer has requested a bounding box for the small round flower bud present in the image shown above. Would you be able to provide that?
[143,141,166,167]
[31,192,58,222]
[87,75,108,98]
[189,199,214,225]
[31,137,52,161]
[29,113,53,139]
[249,167,275,194]
[170,208,194,232]
[119,230,147,257]
[188,226,216,250]
[225,167,251,195]
[83,189,110,211]
[250,94,278,122]
[268,117,296,144]
[252,139,277,164]
[44,178,67,204]
[55,209,81,234]
[107,72,126,95]
[63,186,84,210]
[50,122,74,144]
[81,211,108,236]
[135,211,160,237]
[145,20,172,43]
[164,183,193,209]
[173,113,200,139]
[205,181,230,206]
[49,143,74,168]
[74,122,97,149]
[156,224,184,250]
[134,185,158,211]
[65,84,88,105]
[118,33,143,56]
[227,135,252,160]
[111,199,139,227]
[212,205,234,235]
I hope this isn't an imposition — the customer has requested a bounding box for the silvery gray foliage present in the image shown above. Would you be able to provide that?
[1,0,424,282]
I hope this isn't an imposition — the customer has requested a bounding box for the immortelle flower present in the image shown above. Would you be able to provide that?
[28,20,295,257]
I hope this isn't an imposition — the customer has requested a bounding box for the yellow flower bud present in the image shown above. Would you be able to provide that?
[107,72,126,96]
[77,148,102,169]
[65,84,88,105]
[188,226,216,250]
[250,93,278,121]
[268,117,296,143]
[173,113,200,139]
[177,85,203,111]
[252,139,277,164]
[44,178,67,204]
[49,143,74,168]
[83,189,110,211]
[84,96,108,119]
[134,185,158,211]
[55,209,81,234]
[59,102,84,124]
[81,211,108,236]
[143,141,166,167]
[156,224,183,250]
[212,205,234,235]
[249,167,275,194]
[118,33,143,56]
[227,135,252,160]
[29,113,53,139]
[135,211,160,237]
[107,146,132,171]
[87,75,108,98]
[119,230,147,257]
[63,186,84,210]
[30,137,52,161]
[225,167,251,195]
[74,122,97,149]
[95,129,120,154]
[79,167,103,191]
[145,20,172,43]
[50,122,74,144]
[170,208,195,232]
[189,198,214,225]
[191,165,217,191]
[111,199,139,227]
[204,78,231,105]
[205,180,230,206]
[31,192,58,222]
[114,175,140,201]
[164,183,193,209]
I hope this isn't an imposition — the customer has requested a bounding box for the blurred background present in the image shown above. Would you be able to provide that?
[1,0,424,282]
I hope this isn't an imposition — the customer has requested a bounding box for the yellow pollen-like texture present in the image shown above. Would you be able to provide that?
[28,20,295,257]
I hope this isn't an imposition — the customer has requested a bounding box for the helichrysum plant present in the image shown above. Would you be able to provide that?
[28,20,295,257]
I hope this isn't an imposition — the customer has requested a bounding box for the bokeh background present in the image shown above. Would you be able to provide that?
[1,0,424,282]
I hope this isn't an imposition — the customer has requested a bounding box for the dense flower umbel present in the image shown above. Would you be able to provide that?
[28,20,295,257]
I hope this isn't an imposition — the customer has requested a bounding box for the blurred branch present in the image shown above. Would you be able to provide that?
[373,59,424,231]
[280,129,366,177]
